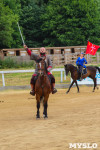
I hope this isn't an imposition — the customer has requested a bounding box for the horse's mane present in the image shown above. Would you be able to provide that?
[67,64,77,71]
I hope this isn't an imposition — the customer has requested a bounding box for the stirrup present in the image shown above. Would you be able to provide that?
[79,77,82,81]
[30,90,35,96]
[52,88,57,94]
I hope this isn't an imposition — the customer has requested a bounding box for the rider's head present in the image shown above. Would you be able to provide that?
[80,52,84,57]
[40,47,46,56]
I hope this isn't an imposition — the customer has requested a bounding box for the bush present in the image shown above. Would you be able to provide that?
[0,57,35,69]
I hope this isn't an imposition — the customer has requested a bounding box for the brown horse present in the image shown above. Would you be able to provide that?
[64,64,100,93]
[35,58,51,118]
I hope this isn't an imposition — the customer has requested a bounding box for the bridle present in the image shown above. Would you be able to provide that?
[37,60,47,76]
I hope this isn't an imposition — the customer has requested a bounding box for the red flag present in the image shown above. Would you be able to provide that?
[86,41,100,55]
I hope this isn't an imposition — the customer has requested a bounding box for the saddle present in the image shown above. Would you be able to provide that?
[34,73,51,86]
[77,66,87,74]
[34,75,38,85]
[83,68,87,75]
[47,74,52,84]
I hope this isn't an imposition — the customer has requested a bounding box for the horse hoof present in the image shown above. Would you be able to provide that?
[36,117,40,119]
[92,90,94,92]
[66,91,69,94]
[97,87,99,90]
[43,113,48,119]
[36,115,40,119]
[44,116,48,119]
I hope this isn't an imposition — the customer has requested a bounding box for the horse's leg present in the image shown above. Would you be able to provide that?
[37,101,40,118]
[66,80,75,94]
[43,95,49,118]
[75,80,79,93]
[43,101,48,118]
[93,78,96,92]
[36,94,40,118]
[95,78,99,90]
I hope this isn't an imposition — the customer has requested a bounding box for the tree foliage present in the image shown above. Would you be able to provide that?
[42,0,100,46]
[0,0,22,48]
[0,1,17,48]
[20,0,46,47]
[0,0,100,48]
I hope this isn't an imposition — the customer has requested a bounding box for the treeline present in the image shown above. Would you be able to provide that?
[0,0,100,49]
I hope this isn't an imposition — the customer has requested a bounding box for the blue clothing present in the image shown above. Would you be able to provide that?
[76,57,87,68]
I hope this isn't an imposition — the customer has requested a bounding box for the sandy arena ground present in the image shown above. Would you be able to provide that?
[0,86,100,150]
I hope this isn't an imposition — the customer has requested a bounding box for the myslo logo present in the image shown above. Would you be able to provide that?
[69,143,98,149]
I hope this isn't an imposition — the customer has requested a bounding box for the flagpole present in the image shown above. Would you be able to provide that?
[17,22,25,45]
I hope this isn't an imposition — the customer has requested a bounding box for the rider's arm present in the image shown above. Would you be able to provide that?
[84,58,87,64]
[24,45,38,61]
[47,56,52,72]
[76,57,79,65]
[24,45,31,56]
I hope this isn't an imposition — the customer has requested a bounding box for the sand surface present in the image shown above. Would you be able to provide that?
[0,86,100,150]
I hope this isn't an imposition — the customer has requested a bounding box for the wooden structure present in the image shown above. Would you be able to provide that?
[1,46,100,66]
[1,46,86,57]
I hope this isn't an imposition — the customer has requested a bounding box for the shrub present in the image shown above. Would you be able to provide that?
[0,57,35,69]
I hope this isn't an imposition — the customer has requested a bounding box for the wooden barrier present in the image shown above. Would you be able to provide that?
[1,46,87,56]
[1,46,100,66]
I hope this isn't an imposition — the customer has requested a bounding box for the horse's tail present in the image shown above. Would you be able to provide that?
[95,66,100,73]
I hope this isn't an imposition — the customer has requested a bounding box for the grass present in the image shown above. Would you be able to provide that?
[0,71,70,87]
[1,62,100,87]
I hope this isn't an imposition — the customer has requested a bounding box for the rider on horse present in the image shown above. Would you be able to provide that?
[76,52,87,80]
[24,45,57,95]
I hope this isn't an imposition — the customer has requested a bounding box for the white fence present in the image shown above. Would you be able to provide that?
[0,68,67,87]
[0,68,100,88]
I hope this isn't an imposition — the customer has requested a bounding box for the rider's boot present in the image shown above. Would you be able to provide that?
[84,68,87,74]
[52,83,57,94]
[30,84,35,96]
[79,73,82,81]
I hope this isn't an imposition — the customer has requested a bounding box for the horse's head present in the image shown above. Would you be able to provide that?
[37,57,47,76]
[64,64,70,76]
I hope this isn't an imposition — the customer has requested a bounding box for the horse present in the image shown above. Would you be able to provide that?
[64,64,100,93]
[35,58,51,119]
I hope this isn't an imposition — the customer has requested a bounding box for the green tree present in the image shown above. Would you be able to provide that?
[3,0,21,14]
[20,0,32,9]
[41,0,100,46]
[2,0,22,48]
[20,0,46,47]
[0,0,19,48]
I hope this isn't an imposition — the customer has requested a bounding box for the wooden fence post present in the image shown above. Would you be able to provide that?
[96,53,99,64]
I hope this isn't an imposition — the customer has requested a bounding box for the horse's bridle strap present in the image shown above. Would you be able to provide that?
[38,69,45,71]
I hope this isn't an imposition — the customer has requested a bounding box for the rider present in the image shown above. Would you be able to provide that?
[76,52,87,80]
[24,45,57,95]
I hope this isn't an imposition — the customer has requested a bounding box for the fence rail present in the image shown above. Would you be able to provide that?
[2,53,100,67]
[0,68,68,87]
[49,53,100,66]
